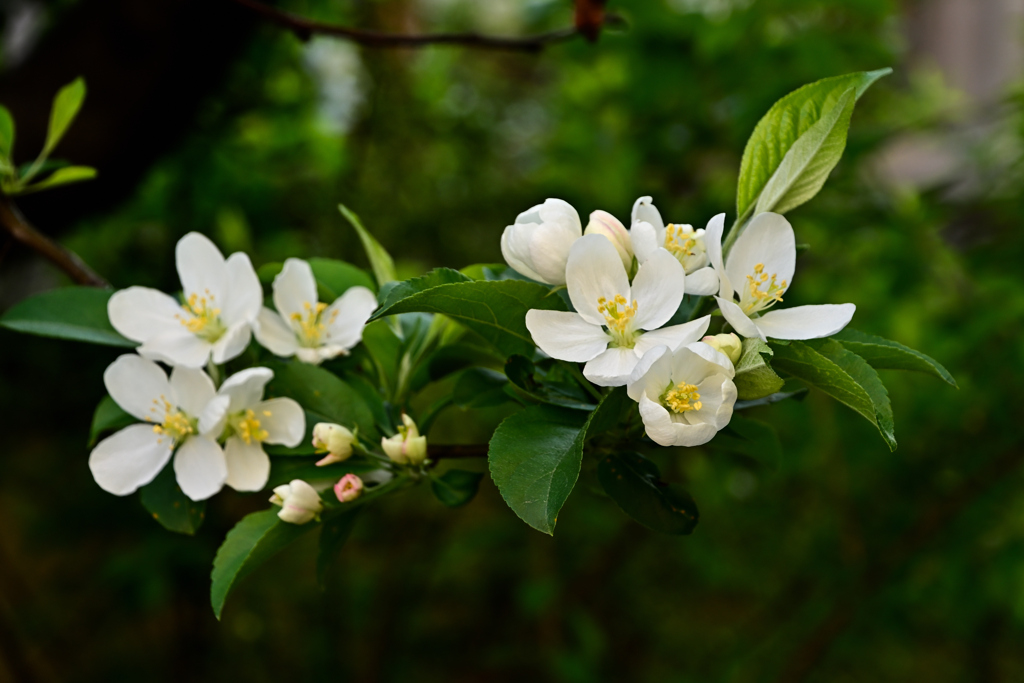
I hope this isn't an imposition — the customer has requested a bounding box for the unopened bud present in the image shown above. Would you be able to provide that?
[585,210,633,271]
[313,422,355,466]
[381,413,428,466]
[334,473,364,503]
[702,333,742,365]
[269,479,323,524]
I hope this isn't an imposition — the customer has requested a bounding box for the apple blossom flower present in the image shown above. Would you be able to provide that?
[108,232,262,368]
[89,354,230,500]
[629,196,720,296]
[627,342,738,447]
[313,422,356,466]
[525,234,711,387]
[254,258,377,365]
[334,474,364,502]
[381,414,427,466]
[269,479,323,524]
[584,210,633,271]
[706,212,856,341]
[500,198,582,285]
[701,333,742,366]
[210,368,305,492]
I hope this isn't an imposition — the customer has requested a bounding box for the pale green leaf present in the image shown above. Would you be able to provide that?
[43,77,86,159]
[338,203,396,288]
[0,105,14,158]
[17,165,97,195]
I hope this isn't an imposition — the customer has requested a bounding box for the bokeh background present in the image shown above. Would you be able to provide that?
[2,0,1024,681]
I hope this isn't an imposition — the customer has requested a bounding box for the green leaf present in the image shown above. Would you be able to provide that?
[431,469,485,508]
[737,69,890,218]
[43,77,86,159]
[210,509,316,619]
[597,453,699,535]
[710,414,783,469]
[770,340,896,451]
[0,105,14,158]
[504,355,595,410]
[266,361,377,438]
[368,279,564,358]
[308,258,376,298]
[17,165,97,195]
[460,263,506,280]
[452,367,511,409]
[733,337,785,400]
[377,268,471,310]
[88,395,135,447]
[316,508,361,587]
[140,466,207,535]
[338,204,396,288]
[832,328,956,387]
[488,389,623,535]
[0,287,135,347]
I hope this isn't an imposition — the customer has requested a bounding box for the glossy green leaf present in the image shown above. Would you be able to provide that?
[316,508,361,587]
[368,279,565,358]
[504,355,595,410]
[832,328,956,387]
[0,287,135,347]
[17,165,97,195]
[737,69,890,219]
[431,469,485,508]
[452,367,511,409]
[309,258,376,298]
[597,452,699,535]
[266,361,377,438]
[0,105,14,158]
[88,395,135,447]
[140,466,207,535]
[43,77,86,159]
[710,414,783,469]
[733,337,785,400]
[210,509,316,619]
[377,268,471,311]
[338,203,396,288]
[460,263,506,280]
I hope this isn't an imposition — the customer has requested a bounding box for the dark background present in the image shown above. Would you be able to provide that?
[2,0,1023,681]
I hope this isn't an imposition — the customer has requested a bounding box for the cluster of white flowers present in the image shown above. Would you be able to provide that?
[504,198,855,448]
[91,233,378,502]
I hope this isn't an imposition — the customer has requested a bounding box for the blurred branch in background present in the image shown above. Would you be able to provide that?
[230,0,622,52]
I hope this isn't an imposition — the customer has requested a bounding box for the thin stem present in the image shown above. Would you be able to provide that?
[562,360,604,403]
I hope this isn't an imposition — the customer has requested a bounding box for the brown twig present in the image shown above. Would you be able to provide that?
[230,0,621,52]
[430,444,488,460]
[0,195,108,287]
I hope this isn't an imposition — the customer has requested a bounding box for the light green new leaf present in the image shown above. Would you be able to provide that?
[210,509,316,619]
[18,165,97,195]
[266,361,378,438]
[88,395,135,447]
[368,279,565,358]
[737,69,891,219]
[43,77,86,159]
[338,203,396,288]
[0,287,135,347]
[832,328,956,387]
[597,452,699,535]
[734,337,785,400]
[0,105,14,158]
[140,466,207,536]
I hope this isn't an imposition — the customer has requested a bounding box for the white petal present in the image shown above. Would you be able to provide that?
[633,315,711,356]
[313,345,347,362]
[89,424,174,495]
[176,232,227,302]
[566,234,631,326]
[107,287,186,343]
[218,367,273,412]
[254,308,299,357]
[630,220,661,264]
[754,303,856,340]
[198,395,230,437]
[684,267,720,296]
[170,365,217,416]
[273,258,318,323]
[725,212,795,296]
[680,340,736,379]
[538,198,582,234]
[296,347,325,365]
[638,393,678,446]
[525,310,608,362]
[631,249,686,330]
[715,297,763,340]
[104,354,172,421]
[138,330,211,368]
[173,436,227,501]
[668,344,735,388]
[220,252,262,325]
[631,196,664,229]
[324,286,378,350]
[224,438,271,492]
[500,223,547,283]
[583,347,639,387]
[694,374,736,430]
[529,226,581,286]
[210,322,252,364]
[256,397,306,446]
[627,345,672,402]
[703,213,731,300]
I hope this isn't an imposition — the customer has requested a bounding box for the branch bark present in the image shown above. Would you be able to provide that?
[0,195,108,287]
[230,0,620,52]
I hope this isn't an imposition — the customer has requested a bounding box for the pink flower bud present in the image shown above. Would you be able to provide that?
[334,473,364,503]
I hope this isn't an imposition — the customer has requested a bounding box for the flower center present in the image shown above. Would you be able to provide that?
[597,295,639,347]
[742,263,786,314]
[147,397,197,445]
[661,382,702,414]
[290,301,336,347]
[176,291,226,342]
[229,408,271,445]
[663,224,708,272]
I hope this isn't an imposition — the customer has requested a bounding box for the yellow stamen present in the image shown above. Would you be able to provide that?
[664,224,698,258]
[743,263,786,314]
[597,294,639,347]
[147,396,196,444]
[290,301,336,347]
[662,382,702,414]
[232,409,270,445]
[174,289,225,341]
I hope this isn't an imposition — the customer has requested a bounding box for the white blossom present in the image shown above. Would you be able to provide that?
[269,480,323,524]
[381,414,427,465]
[500,198,582,285]
[629,196,720,295]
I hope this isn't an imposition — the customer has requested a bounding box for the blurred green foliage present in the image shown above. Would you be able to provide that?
[2,0,1024,681]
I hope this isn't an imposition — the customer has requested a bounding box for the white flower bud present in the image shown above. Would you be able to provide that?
[584,210,633,271]
[500,198,582,285]
[701,333,742,366]
[312,422,355,466]
[269,479,323,524]
[381,413,427,466]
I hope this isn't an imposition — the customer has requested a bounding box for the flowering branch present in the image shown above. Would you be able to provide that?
[230,0,623,52]
[0,195,108,288]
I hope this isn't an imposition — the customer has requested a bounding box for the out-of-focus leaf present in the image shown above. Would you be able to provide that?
[733,337,785,400]
[710,414,783,468]
[309,258,376,298]
[597,452,699,535]
[266,361,377,438]
[452,367,511,409]
[140,466,206,535]
[833,328,956,387]
[316,508,361,587]
[0,105,14,158]
[0,287,135,347]
[18,165,96,194]
[431,469,485,508]
[339,203,396,288]
[88,395,135,447]
[41,77,86,159]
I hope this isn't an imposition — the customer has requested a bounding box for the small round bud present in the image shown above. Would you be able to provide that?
[701,333,742,365]
[269,479,323,524]
[334,473,364,503]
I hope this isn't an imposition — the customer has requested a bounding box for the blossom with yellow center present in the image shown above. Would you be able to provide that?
[629,196,721,296]
[661,382,702,414]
